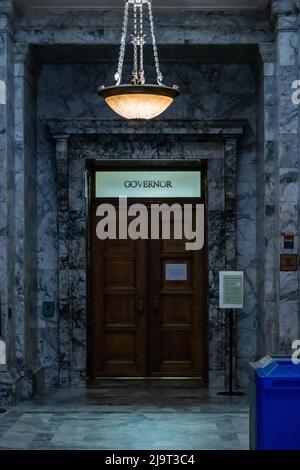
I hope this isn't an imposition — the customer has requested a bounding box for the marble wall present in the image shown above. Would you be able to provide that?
[256,44,279,357]
[274,3,300,353]
[36,60,257,387]
[255,1,300,361]
[0,0,16,404]
[1,0,300,403]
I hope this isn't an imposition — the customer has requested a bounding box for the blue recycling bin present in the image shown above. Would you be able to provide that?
[250,356,300,450]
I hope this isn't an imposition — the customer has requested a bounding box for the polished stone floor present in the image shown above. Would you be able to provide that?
[0,381,249,450]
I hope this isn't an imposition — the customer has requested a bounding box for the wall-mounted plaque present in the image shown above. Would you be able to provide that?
[280,254,298,272]
[165,264,188,281]
[219,271,244,309]
[283,234,294,250]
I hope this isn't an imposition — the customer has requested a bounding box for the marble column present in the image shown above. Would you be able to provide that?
[224,137,238,386]
[207,136,239,388]
[14,42,40,398]
[0,2,13,339]
[224,137,237,271]
[272,0,300,353]
[14,43,28,376]
[0,0,15,405]
[256,41,278,357]
[53,135,72,387]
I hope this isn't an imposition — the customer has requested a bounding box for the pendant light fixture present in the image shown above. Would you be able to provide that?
[97,0,180,120]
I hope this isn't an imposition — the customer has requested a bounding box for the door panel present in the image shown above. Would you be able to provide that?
[90,198,207,379]
[149,208,207,377]
[91,207,147,376]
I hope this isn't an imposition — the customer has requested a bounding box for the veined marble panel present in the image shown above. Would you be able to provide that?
[37,60,256,388]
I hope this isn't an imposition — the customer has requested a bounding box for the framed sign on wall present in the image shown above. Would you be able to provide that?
[280,254,298,272]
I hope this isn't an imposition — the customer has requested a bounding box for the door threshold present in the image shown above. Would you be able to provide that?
[94,377,204,380]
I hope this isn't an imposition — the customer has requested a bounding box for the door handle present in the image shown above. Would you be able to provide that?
[152,295,159,311]
[138,298,144,313]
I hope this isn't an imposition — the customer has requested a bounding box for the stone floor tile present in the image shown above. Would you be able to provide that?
[0,383,249,450]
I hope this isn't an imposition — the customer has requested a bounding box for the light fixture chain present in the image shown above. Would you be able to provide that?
[139,3,145,85]
[132,1,139,84]
[147,0,163,86]
[98,0,179,120]
[115,0,129,85]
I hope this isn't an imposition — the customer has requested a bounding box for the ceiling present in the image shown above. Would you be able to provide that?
[14,0,270,12]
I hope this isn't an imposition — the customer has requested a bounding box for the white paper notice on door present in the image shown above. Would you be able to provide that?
[165,264,188,281]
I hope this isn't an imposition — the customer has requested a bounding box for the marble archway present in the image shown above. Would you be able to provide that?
[49,119,245,388]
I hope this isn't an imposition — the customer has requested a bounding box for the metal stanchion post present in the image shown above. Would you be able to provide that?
[218,309,245,396]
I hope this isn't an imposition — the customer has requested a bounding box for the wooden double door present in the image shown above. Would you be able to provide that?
[90,199,207,378]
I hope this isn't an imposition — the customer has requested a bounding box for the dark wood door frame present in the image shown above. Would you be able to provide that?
[87,160,208,379]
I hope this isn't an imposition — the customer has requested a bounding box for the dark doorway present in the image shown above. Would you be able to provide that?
[88,162,207,378]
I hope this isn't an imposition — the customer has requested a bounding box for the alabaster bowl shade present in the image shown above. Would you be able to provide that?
[97,84,180,120]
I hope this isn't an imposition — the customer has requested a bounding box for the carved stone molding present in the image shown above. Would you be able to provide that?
[0,0,14,34]
[47,119,246,138]
[14,43,29,64]
[53,135,70,211]
[271,0,298,16]
[259,42,276,63]
[49,119,245,388]
[0,0,14,18]
[14,43,41,81]
[52,134,71,387]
